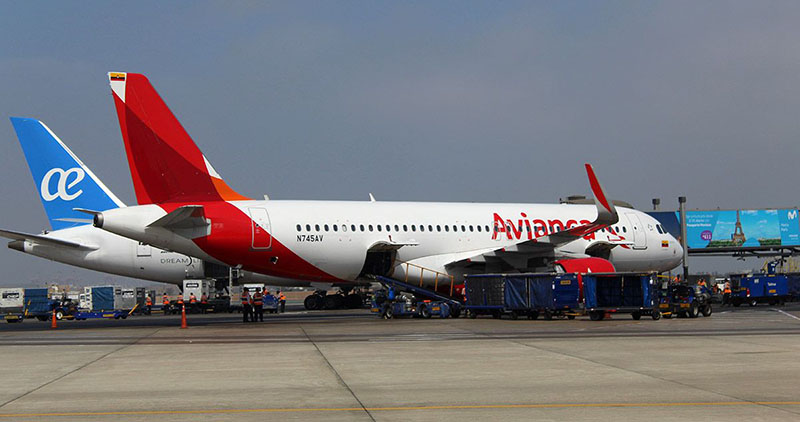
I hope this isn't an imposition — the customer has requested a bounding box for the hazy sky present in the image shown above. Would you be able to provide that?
[2,1,800,286]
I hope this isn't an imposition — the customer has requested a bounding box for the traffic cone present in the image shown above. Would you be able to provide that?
[51,310,57,329]
[180,304,188,329]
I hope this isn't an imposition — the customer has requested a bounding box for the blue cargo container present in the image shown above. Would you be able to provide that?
[583,273,661,321]
[91,286,115,311]
[465,273,581,319]
[734,274,791,306]
[24,288,52,315]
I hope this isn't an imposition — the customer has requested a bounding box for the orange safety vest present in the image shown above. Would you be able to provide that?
[279,293,286,301]
[201,294,208,304]
[177,295,183,304]
[190,294,197,304]
[146,297,152,306]
[241,292,250,305]
[253,292,263,306]
[162,295,169,305]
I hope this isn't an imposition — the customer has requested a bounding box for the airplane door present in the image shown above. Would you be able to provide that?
[625,213,647,249]
[137,242,151,257]
[249,207,272,250]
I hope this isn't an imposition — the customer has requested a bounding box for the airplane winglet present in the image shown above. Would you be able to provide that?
[585,164,618,225]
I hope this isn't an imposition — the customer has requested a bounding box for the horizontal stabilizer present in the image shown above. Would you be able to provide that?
[0,228,96,250]
[147,205,209,229]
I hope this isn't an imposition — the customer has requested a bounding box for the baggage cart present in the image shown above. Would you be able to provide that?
[583,273,661,321]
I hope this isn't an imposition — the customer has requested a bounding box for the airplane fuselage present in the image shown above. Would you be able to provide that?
[97,200,683,284]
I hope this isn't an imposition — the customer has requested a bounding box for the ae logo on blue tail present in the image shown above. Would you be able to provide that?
[40,167,85,201]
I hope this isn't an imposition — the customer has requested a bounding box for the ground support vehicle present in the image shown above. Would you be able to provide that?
[1,288,25,323]
[372,276,462,318]
[732,274,791,307]
[370,293,451,319]
[463,273,581,320]
[583,273,661,321]
[74,310,132,320]
[75,286,134,320]
[658,284,712,318]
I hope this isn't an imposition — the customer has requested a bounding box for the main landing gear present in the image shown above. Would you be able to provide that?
[304,290,365,310]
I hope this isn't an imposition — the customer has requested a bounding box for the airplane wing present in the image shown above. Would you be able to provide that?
[147,205,209,229]
[449,164,619,270]
[0,228,97,250]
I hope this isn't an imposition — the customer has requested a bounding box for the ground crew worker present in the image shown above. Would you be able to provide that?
[145,295,152,315]
[698,279,707,287]
[278,290,286,313]
[162,293,170,314]
[200,293,208,314]
[177,293,184,305]
[723,281,732,306]
[241,288,252,322]
[252,288,264,322]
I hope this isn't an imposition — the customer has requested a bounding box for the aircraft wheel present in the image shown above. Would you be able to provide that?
[420,304,431,319]
[304,295,321,310]
[651,311,662,320]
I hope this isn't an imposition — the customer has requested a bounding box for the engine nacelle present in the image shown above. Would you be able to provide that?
[554,257,615,274]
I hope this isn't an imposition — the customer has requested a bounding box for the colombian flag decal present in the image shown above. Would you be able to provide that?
[662,240,669,248]
[110,72,126,81]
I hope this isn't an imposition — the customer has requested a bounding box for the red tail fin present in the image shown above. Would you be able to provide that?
[108,72,249,204]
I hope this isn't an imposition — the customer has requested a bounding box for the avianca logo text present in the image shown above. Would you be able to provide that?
[491,212,595,241]
[41,167,85,201]
[490,212,629,248]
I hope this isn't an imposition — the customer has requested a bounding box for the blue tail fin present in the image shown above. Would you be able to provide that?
[9,117,125,230]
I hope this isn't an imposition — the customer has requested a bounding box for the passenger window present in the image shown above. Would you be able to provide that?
[420,225,425,232]
[453,225,458,232]
[395,225,400,231]
[306,224,311,231]
[377,225,382,232]
[445,225,449,232]
[360,224,365,232]
[324,224,329,232]
[428,225,433,232]
[485,225,490,232]
[437,225,441,232]
[351,224,356,232]
[342,225,347,232]
[461,225,466,232]
[469,225,474,232]
[411,225,416,232]
[296,224,301,232]
[403,225,408,232]
[623,227,627,233]
[333,225,338,232]
[315,224,320,231]
[368,225,373,232]
[386,224,391,232]
[477,225,481,232]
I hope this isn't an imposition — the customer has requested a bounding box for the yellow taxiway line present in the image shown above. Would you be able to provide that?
[1,401,800,418]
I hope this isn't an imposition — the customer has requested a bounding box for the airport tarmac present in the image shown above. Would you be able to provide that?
[1,305,799,421]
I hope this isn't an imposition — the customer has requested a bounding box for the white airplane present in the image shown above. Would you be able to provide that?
[89,72,683,295]
[2,117,307,288]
